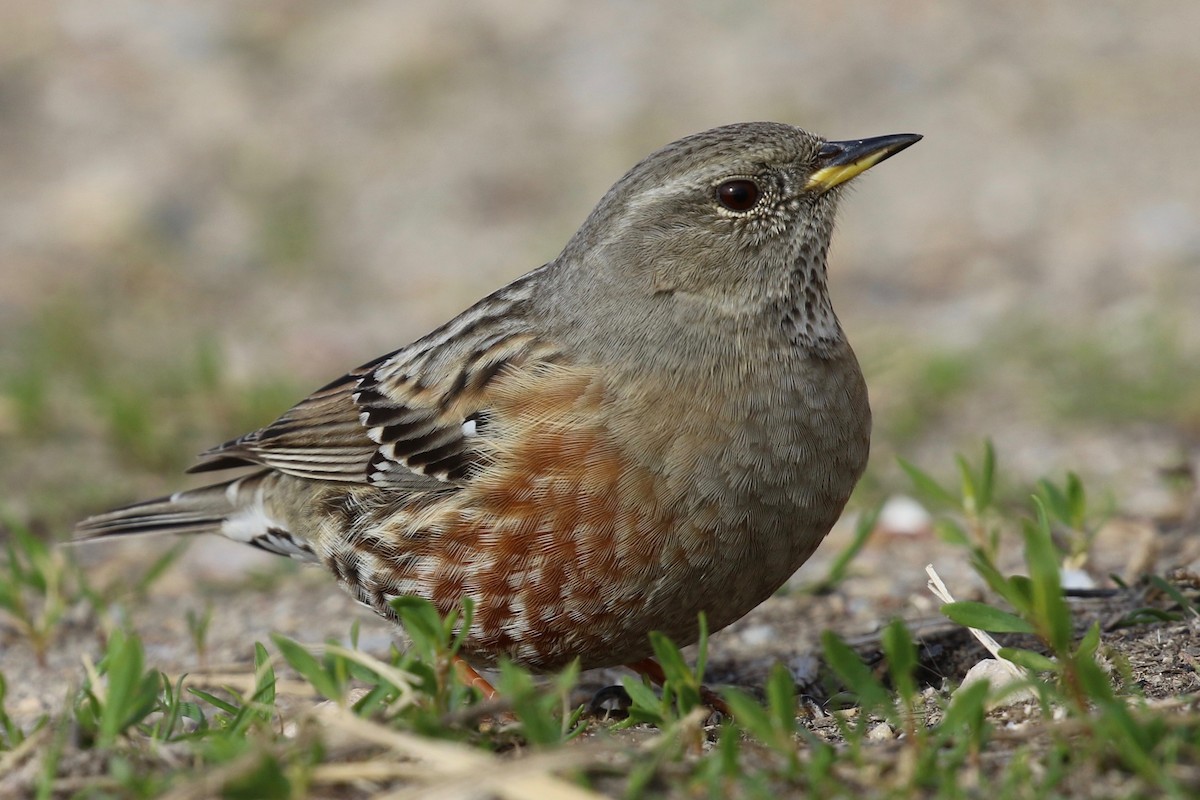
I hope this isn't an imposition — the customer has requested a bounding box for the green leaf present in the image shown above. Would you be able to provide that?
[939,678,990,734]
[1073,651,1116,702]
[1074,622,1102,660]
[96,630,159,746]
[0,672,25,748]
[152,673,187,740]
[389,596,444,659]
[764,662,797,737]
[620,676,666,726]
[722,687,775,744]
[448,597,475,657]
[882,619,918,701]
[1037,479,1069,523]
[997,647,1057,673]
[188,688,242,716]
[1022,505,1071,653]
[1147,575,1198,617]
[222,753,291,800]
[1114,607,1181,627]
[1007,575,1035,607]
[821,631,889,714]
[968,551,1032,615]
[979,439,996,512]
[714,724,742,778]
[252,643,275,703]
[898,458,959,508]
[271,634,341,701]
[956,441,997,517]
[820,507,879,588]
[941,601,1036,634]
[957,454,978,515]
[497,660,560,746]
[132,542,186,597]
[934,519,970,547]
[649,630,701,714]
[1066,473,1086,527]
[649,632,692,687]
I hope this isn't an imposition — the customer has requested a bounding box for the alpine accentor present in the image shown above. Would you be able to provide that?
[79,122,920,690]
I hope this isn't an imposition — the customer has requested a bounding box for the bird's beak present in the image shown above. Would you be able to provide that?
[805,133,922,192]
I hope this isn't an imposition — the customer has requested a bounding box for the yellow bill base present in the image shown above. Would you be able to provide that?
[804,151,892,192]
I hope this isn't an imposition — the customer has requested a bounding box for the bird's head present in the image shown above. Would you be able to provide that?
[562,123,920,324]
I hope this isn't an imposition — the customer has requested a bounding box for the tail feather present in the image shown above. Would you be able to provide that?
[75,471,318,562]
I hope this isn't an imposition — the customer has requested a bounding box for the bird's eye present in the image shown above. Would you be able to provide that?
[715,179,761,212]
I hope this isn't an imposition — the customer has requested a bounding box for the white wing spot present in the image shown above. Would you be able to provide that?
[461,419,478,438]
[221,504,282,544]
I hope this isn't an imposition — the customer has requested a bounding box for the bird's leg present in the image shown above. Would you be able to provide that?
[453,655,498,699]
[626,657,731,716]
[626,656,668,685]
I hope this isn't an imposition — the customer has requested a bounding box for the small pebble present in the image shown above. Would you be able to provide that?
[1060,568,1096,590]
[957,658,1038,708]
[877,495,933,537]
[739,624,776,647]
[867,721,895,741]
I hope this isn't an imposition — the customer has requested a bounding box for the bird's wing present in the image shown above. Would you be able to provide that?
[190,276,565,490]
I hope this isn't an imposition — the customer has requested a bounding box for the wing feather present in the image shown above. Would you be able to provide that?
[187,269,562,490]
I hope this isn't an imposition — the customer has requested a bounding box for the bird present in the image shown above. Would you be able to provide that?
[77,122,920,698]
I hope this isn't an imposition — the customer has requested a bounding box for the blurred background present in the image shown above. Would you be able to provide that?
[2,1,1198,543]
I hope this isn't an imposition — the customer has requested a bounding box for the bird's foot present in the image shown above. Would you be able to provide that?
[453,654,499,699]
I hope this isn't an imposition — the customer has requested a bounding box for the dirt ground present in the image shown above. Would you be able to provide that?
[4,501,1198,744]
[2,1,1200,792]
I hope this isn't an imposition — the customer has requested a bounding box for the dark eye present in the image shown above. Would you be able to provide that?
[715,179,761,212]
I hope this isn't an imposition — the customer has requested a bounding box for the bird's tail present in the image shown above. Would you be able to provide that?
[75,470,317,561]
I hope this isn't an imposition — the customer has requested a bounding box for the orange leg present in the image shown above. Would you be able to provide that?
[626,657,668,685]
[453,655,498,699]
[626,657,731,717]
